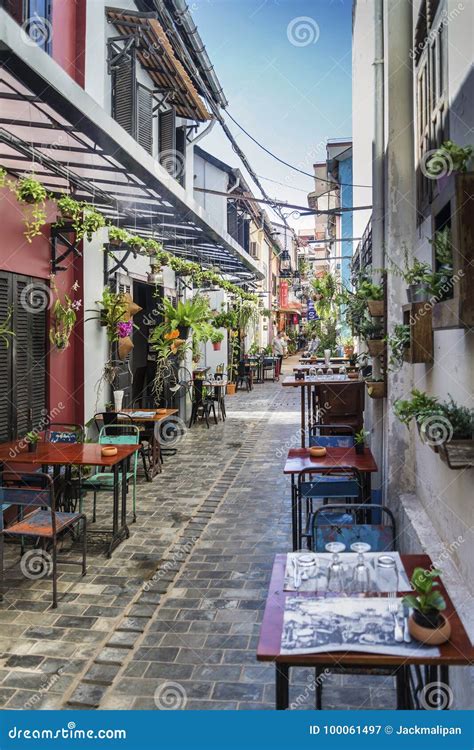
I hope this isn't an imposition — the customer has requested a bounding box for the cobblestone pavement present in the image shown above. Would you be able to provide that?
[0,357,396,710]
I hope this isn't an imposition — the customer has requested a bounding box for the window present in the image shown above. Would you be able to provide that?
[1,0,52,52]
[0,272,46,441]
[111,52,154,155]
[415,1,448,216]
[158,109,186,185]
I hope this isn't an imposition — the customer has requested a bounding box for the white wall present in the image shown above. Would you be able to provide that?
[193,153,229,231]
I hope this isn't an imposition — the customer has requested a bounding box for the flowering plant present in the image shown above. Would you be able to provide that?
[117,320,133,339]
[49,276,81,350]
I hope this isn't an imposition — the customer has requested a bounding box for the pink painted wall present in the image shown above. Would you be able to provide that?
[51,0,86,86]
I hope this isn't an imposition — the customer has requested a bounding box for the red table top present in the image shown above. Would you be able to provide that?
[0,442,138,467]
[284,447,378,474]
[257,553,474,666]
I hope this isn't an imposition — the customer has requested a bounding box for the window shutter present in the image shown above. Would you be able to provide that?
[0,273,11,443]
[112,54,136,138]
[227,202,238,241]
[159,108,176,167]
[12,276,32,437]
[175,126,186,186]
[136,84,153,154]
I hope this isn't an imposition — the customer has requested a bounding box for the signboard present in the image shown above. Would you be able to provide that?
[279,281,289,308]
[307,299,318,321]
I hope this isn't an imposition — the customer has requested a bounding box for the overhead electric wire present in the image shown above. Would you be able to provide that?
[224,110,372,190]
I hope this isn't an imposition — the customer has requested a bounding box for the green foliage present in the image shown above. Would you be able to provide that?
[0,167,7,187]
[354,429,369,445]
[13,176,48,242]
[393,389,442,427]
[57,195,81,218]
[403,567,446,616]
[386,324,410,371]
[143,238,162,254]
[210,329,224,344]
[159,295,212,331]
[0,306,15,348]
[439,396,474,440]
[426,140,473,175]
[92,288,128,343]
[356,280,383,301]
[25,431,40,443]
[49,277,80,350]
[14,175,47,204]
[359,319,384,341]
[213,308,239,330]
[127,234,146,250]
[108,227,130,244]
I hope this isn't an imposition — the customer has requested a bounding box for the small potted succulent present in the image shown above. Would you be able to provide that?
[354,429,369,455]
[108,227,130,246]
[25,431,40,453]
[210,329,224,351]
[403,567,450,645]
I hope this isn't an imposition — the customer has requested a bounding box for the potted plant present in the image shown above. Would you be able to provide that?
[403,567,451,645]
[87,288,128,342]
[386,323,410,371]
[158,295,212,341]
[56,194,81,221]
[357,280,384,317]
[25,431,40,453]
[341,336,354,358]
[360,320,384,357]
[127,235,146,254]
[108,227,130,246]
[13,175,48,242]
[143,238,163,255]
[426,140,473,178]
[210,329,224,351]
[226,332,240,395]
[437,396,474,468]
[80,206,106,241]
[395,246,434,303]
[366,379,386,399]
[354,429,369,455]
[49,276,81,351]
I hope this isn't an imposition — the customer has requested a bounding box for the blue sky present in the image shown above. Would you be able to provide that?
[193,0,353,229]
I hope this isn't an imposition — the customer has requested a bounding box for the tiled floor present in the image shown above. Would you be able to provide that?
[0,357,396,710]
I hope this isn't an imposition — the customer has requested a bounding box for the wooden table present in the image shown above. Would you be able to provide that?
[0,442,138,557]
[284,447,378,550]
[116,408,178,479]
[257,553,474,710]
[282,376,364,447]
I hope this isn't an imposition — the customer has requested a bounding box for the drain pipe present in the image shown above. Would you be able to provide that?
[371,0,385,502]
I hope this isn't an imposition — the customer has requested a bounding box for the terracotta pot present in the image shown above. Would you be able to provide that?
[226,383,236,396]
[366,380,386,399]
[212,341,222,351]
[101,446,118,457]
[347,371,359,380]
[408,612,451,646]
[367,299,384,317]
[309,446,327,458]
[366,339,384,357]
[343,345,354,358]
[118,335,133,360]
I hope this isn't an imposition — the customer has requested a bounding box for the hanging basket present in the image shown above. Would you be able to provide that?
[366,339,385,357]
[438,439,474,469]
[122,292,142,319]
[118,336,133,360]
[367,299,384,317]
[366,380,386,399]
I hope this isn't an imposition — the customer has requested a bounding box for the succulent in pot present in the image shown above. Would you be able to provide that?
[403,567,451,645]
[25,430,40,453]
[354,429,369,455]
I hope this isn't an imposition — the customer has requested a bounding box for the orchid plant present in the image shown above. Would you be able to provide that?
[49,276,81,350]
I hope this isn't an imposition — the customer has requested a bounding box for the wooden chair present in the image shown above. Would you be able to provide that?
[0,472,86,608]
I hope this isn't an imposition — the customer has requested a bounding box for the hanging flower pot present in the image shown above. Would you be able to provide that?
[366,339,384,357]
[212,341,222,351]
[367,299,384,317]
[366,380,386,399]
[118,335,133,360]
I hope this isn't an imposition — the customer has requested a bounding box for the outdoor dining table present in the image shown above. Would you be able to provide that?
[284,447,378,550]
[282,375,363,447]
[257,553,474,710]
[0,442,138,557]
[114,408,178,479]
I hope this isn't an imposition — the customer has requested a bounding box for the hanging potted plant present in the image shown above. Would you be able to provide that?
[356,280,384,317]
[436,397,474,469]
[403,567,451,645]
[49,276,81,351]
[426,141,473,191]
[365,379,386,399]
[56,194,82,222]
[210,329,224,351]
[360,320,384,357]
[108,227,130,246]
[143,238,163,256]
[13,175,48,242]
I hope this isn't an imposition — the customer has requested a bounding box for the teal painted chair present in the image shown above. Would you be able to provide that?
[82,425,139,523]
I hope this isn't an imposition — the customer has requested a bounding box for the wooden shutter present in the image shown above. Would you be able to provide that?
[0,273,11,443]
[112,54,136,138]
[136,84,153,154]
[175,126,186,186]
[0,272,46,440]
[227,202,238,241]
[159,108,176,164]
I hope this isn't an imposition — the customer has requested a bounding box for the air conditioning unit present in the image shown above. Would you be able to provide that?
[250,241,259,258]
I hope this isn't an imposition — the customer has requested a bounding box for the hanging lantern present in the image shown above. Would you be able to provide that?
[279,249,292,278]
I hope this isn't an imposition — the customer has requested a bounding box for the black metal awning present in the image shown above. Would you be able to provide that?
[0,9,263,281]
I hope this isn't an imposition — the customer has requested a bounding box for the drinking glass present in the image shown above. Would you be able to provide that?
[376,555,398,596]
[309,366,317,379]
[339,365,347,376]
[295,553,318,591]
[350,542,372,595]
[325,542,346,595]
[326,367,334,378]
[316,367,324,378]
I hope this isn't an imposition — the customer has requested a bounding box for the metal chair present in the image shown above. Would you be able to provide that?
[45,423,84,444]
[0,472,86,608]
[45,423,85,511]
[308,423,355,448]
[94,412,151,482]
[82,424,139,523]
[310,503,396,553]
[235,361,251,391]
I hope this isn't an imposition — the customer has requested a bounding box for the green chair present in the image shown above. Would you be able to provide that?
[82,424,139,523]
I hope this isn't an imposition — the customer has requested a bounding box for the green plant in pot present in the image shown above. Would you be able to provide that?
[108,227,130,246]
[78,205,106,242]
[394,246,433,303]
[49,276,81,350]
[13,175,48,242]
[426,140,473,176]
[159,295,212,341]
[359,319,384,357]
[56,194,82,221]
[403,567,451,645]
[210,328,224,351]
[25,430,40,453]
[429,227,453,302]
[127,234,146,254]
[354,429,369,455]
